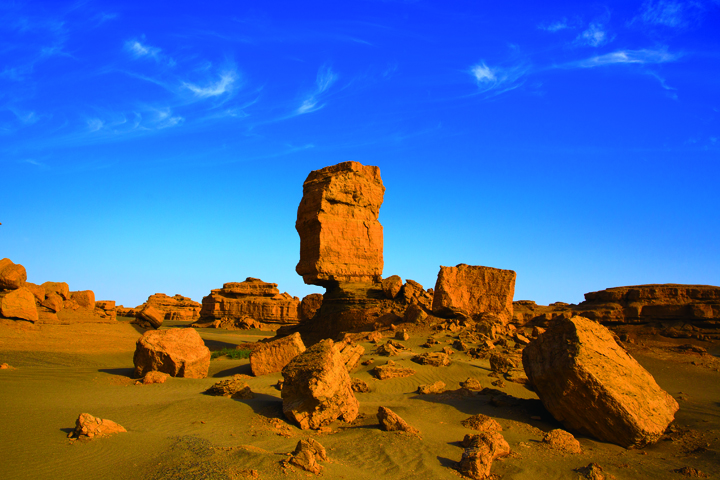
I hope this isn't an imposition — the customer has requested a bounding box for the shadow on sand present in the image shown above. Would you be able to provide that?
[98,367,135,378]
[212,363,252,378]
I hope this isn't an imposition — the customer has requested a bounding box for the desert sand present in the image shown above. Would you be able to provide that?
[1,317,718,480]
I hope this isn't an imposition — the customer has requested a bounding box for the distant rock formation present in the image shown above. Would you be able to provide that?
[523,316,678,448]
[146,293,201,321]
[433,264,516,324]
[296,161,385,286]
[196,278,299,326]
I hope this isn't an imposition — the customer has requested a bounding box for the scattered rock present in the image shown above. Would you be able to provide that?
[133,328,211,379]
[421,337,439,348]
[204,375,254,398]
[411,352,451,367]
[395,328,409,341]
[523,316,679,448]
[459,378,483,391]
[377,406,419,435]
[0,363,13,369]
[457,431,511,480]
[574,463,606,480]
[376,342,400,356]
[42,281,69,300]
[372,360,416,380]
[351,378,370,393]
[337,341,365,371]
[135,371,169,385]
[417,381,445,394]
[491,379,506,388]
[461,414,502,433]
[134,304,164,329]
[489,352,517,375]
[673,466,709,478]
[250,332,306,376]
[432,264,516,324]
[287,438,328,474]
[0,258,27,290]
[68,413,126,439]
[382,275,403,299]
[281,339,359,429]
[542,429,582,454]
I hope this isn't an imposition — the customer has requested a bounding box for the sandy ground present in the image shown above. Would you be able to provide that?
[0,317,718,480]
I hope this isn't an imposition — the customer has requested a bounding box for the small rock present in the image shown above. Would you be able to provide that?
[204,375,254,398]
[542,429,582,454]
[411,352,451,367]
[395,329,409,341]
[135,371,169,385]
[461,414,502,433]
[288,438,328,474]
[377,406,419,435]
[574,463,606,480]
[673,466,709,478]
[491,379,506,388]
[351,378,370,393]
[0,363,13,370]
[459,378,483,391]
[372,361,416,380]
[68,413,126,439]
[416,381,445,394]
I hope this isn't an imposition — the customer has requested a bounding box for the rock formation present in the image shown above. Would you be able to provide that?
[134,304,164,329]
[70,290,95,310]
[298,293,323,322]
[133,328,211,379]
[433,264,516,324]
[94,300,117,321]
[197,278,299,326]
[249,332,306,376]
[204,375,254,398]
[522,316,679,448]
[457,431,511,480]
[377,406,419,434]
[296,161,385,286]
[0,258,27,290]
[68,413,126,439]
[0,287,38,322]
[281,339,359,429]
[146,293,201,321]
[286,439,328,474]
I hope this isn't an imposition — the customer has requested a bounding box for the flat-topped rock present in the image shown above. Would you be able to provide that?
[295,161,385,286]
[145,293,201,321]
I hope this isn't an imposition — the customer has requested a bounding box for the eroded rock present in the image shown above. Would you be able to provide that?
[133,328,210,379]
[198,278,299,325]
[377,406,419,434]
[204,375,254,398]
[542,429,582,454]
[0,287,38,322]
[457,431,510,480]
[68,413,126,439]
[0,258,26,290]
[250,332,306,376]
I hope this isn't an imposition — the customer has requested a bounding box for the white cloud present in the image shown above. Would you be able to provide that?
[469,61,527,98]
[183,71,238,97]
[639,0,687,27]
[577,22,611,47]
[472,63,497,83]
[539,18,572,32]
[87,118,103,132]
[571,48,679,68]
[125,39,161,59]
[296,66,338,115]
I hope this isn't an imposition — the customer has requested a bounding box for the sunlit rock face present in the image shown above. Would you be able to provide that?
[198,278,299,325]
[295,161,385,287]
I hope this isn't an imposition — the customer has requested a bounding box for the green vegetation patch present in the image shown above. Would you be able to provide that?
[210,348,251,360]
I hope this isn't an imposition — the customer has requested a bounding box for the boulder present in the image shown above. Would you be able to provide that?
[135,304,164,329]
[298,293,324,322]
[145,293,202,321]
[287,439,328,474]
[41,293,64,313]
[377,406,419,434]
[522,316,679,448]
[42,281,69,300]
[24,282,45,302]
[197,278,299,325]
[404,303,427,323]
[457,431,511,480]
[295,161,385,286]
[460,378,483,391]
[95,300,117,321]
[411,352,451,367]
[542,429,582,454]
[70,290,95,310]
[250,332,306,376]
[133,328,211,379]
[0,258,26,290]
[68,413,126,439]
[432,264,516,324]
[0,287,38,321]
[461,414,502,433]
[400,279,433,309]
[372,360,415,380]
[281,339,359,429]
[381,275,402,299]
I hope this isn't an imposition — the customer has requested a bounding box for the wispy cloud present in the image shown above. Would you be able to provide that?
[296,65,338,114]
[183,70,238,98]
[645,70,678,99]
[125,38,161,59]
[469,61,527,98]
[576,22,612,47]
[538,18,574,32]
[637,0,694,27]
[567,48,679,68]
[21,158,47,168]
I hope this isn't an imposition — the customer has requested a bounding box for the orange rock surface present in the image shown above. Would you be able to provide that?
[145,293,201,321]
[0,287,38,322]
[0,258,27,290]
[432,264,516,324]
[295,161,385,286]
[133,328,210,378]
[198,278,299,325]
[250,332,306,376]
[70,290,95,310]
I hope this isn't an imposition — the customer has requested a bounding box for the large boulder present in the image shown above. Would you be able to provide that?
[0,287,38,321]
[42,281,70,300]
[70,290,95,310]
[197,278,299,325]
[432,264,516,324]
[135,304,164,329]
[133,328,211,378]
[298,293,323,322]
[522,316,679,448]
[250,332,306,376]
[0,258,27,290]
[295,161,385,286]
[281,339,359,429]
[95,300,117,321]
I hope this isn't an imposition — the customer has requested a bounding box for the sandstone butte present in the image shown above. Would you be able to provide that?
[513,284,720,331]
[523,316,679,448]
[295,161,385,286]
[145,293,201,321]
[197,277,299,325]
[432,264,516,324]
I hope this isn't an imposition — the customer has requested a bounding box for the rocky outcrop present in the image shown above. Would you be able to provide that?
[69,290,95,310]
[250,332,306,376]
[281,339,359,429]
[95,301,117,321]
[68,413,126,439]
[133,328,211,379]
[0,287,38,322]
[296,161,385,286]
[522,316,679,448]
[433,264,516,324]
[42,282,69,300]
[146,293,201,321]
[381,275,402,299]
[0,258,27,290]
[198,278,299,326]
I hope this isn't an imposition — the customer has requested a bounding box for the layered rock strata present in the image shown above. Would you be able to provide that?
[197,278,299,325]
[146,293,201,321]
[523,316,678,448]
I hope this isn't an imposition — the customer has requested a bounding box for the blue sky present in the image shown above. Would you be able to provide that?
[1,0,719,308]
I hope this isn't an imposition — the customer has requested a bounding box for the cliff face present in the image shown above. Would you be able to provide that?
[198,278,300,324]
[295,161,385,287]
